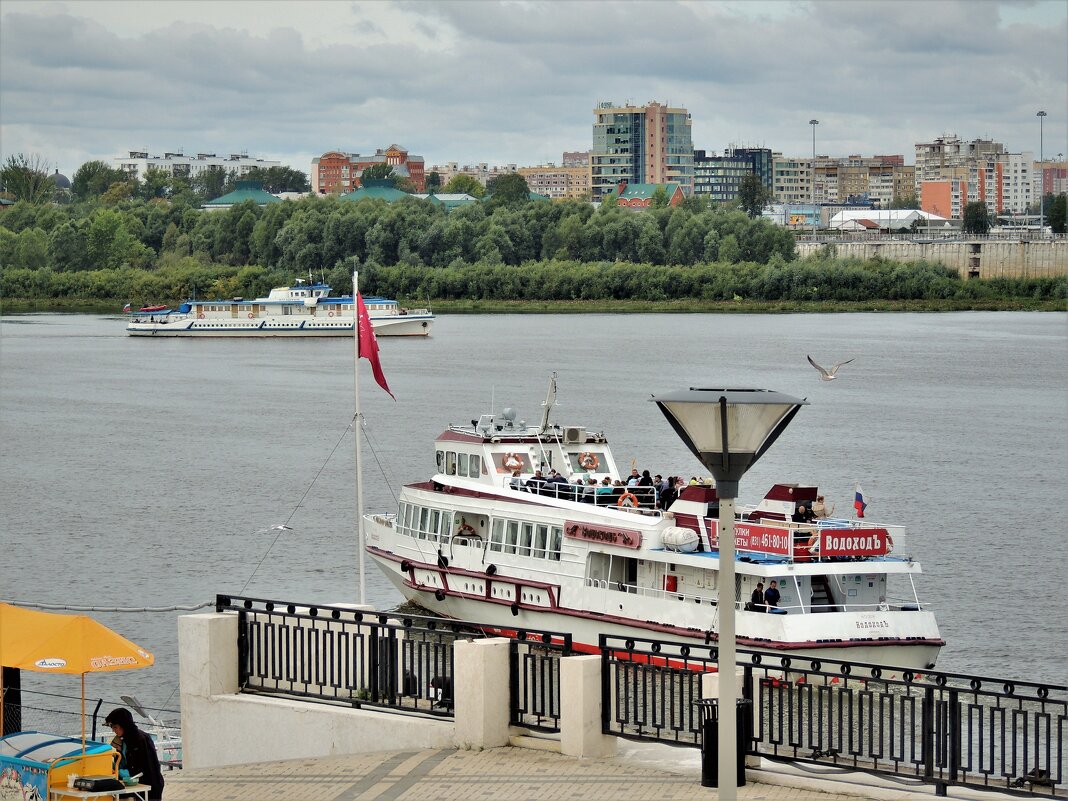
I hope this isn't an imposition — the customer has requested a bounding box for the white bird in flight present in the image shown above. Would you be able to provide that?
[807,355,855,381]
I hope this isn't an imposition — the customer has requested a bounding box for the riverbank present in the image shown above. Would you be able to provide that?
[2,297,1065,314]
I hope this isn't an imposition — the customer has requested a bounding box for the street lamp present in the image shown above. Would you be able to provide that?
[809,120,819,239]
[1037,111,1047,234]
[652,388,808,800]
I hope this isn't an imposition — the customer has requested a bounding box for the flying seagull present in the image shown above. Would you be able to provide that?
[807,355,855,381]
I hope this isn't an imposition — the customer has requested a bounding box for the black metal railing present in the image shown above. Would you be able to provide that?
[217,595,571,729]
[599,634,1067,798]
[509,631,572,732]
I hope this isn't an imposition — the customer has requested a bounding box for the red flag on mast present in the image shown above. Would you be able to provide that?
[356,292,395,400]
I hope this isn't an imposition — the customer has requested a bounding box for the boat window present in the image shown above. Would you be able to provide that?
[429,509,441,542]
[518,522,534,557]
[505,521,520,553]
[490,519,505,552]
[549,526,562,561]
[458,452,469,476]
[397,502,409,537]
[469,455,482,478]
[418,507,430,539]
[436,450,444,472]
[445,451,456,475]
[566,450,606,474]
[439,510,454,540]
[533,524,549,559]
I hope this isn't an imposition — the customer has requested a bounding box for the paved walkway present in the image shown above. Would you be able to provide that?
[161,745,1020,801]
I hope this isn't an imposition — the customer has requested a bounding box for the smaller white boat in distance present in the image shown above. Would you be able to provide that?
[125,280,433,337]
[365,376,944,672]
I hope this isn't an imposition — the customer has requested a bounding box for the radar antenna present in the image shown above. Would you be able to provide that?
[538,372,557,434]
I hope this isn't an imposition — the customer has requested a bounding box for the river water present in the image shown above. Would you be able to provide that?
[1,311,1066,715]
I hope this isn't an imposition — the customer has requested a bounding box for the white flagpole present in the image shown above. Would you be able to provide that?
[353,269,367,606]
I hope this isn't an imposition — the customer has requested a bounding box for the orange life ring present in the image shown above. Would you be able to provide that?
[247,312,254,319]
[197,312,204,319]
[618,492,639,508]
[578,452,599,470]
[502,453,522,472]
[328,311,334,317]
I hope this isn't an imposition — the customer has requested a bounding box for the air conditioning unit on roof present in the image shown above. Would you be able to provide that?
[563,427,586,444]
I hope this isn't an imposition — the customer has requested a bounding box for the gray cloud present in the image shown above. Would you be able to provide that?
[1,0,1064,176]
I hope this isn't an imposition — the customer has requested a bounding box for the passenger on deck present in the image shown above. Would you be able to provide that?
[812,495,834,518]
[595,476,615,500]
[764,580,781,612]
[792,504,815,523]
[658,477,679,510]
[626,468,641,487]
[526,470,547,493]
[509,469,523,490]
[583,478,598,503]
[750,582,766,613]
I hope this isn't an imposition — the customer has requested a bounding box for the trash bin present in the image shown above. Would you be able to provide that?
[0,731,117,798]
[697,697,752,788]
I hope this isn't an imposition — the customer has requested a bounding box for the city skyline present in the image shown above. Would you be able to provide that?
[1,0,1065,176]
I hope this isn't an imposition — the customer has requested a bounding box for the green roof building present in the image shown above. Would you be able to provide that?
[611,181,685,209]
[340,180,412,202]
[201,181,282,210]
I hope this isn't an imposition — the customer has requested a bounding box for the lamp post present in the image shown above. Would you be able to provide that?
[652,388,808,800]
[1037,111,1047,234]
[809,120,819,239]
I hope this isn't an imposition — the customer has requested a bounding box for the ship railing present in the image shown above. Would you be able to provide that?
[214,595,572,732]
[601,633,1066,797]
[515,481,661,513]
[764,600,933,614]
[586,577,720,608]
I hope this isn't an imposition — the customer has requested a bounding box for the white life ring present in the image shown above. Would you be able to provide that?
[502,453,522,472]
[328,311,334,317]
[579,452,599,470]
[247,312,254,319]
[197,312,204,319]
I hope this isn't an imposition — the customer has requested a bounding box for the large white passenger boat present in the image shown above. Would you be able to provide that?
[125,281,433,337]
[366,380,944,670]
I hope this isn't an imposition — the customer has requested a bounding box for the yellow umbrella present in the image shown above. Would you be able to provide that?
[1,603,154,748]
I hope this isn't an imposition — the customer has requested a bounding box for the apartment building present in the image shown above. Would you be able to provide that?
[774,153,913,208]
[591,101,694,200]
[914,135,1004,195]
[113,151,279,181]
[516,163,590,200]
[693,148,773,203]
[426,162,518,187]
[311,145,425,194]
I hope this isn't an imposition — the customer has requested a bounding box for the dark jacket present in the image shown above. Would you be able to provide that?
[106,708,165,799]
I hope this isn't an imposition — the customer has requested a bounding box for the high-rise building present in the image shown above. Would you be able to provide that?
[311,145,425,194]
[591,101,693,200]
[693,148,772,204]
[773,154,913,208]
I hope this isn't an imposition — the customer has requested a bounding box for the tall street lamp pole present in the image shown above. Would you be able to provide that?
[1037,111,1047,233]
[809,120,819,239]
[653,388,808,801]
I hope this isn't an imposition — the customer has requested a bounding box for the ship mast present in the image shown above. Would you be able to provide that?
[538,372,557,434]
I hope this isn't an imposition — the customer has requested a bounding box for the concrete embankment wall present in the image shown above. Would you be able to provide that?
[178,614,617,770]
[796,240,1067,279]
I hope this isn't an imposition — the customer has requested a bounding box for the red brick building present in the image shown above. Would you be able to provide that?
[312,145,425,194]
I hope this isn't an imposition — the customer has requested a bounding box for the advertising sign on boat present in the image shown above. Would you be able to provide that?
[564,521,642,549]
[819,528,893,557]
[734,522,791,554]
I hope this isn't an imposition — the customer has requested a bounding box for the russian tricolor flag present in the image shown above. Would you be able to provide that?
[854,484,867,518]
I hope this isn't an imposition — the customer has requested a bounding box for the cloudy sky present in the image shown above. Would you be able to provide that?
[1,0,1065,177]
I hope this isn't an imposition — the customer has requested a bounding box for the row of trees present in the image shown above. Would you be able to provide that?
[0,187,798,276]
[0,153,309,207]
[3,257,1063,306]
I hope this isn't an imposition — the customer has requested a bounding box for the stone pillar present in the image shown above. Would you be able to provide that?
[560,655,616,758]
[179,612,239,698]
[453,637,511,749]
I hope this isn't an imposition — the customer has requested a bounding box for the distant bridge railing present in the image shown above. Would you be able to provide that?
[215,595,571,732]
[600,634,1066,798]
